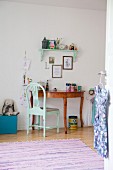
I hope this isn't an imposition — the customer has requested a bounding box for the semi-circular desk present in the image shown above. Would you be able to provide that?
[31,90,85,134]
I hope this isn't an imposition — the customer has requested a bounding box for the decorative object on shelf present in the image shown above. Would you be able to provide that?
[49,57,55,64]
[42,37,48,49]
[69,43,78,50]
[52,65,62,78]
[56,38,68,50]
[59,44,66,50]
[63,56,73,70]
[69,43,75,50]
[74,45,78,51]
[56,38,62,49]
[64,45,68,50]
[48,40,56,49]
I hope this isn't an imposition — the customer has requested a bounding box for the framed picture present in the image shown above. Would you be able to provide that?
[49,57,55,64]
[52,65,62,78]
[63,56,73,70]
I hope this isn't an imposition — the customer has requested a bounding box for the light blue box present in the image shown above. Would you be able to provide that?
[0,115,17,134]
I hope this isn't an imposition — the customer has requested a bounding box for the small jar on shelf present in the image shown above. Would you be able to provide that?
[66,83,71,92]
[71,84,75,92]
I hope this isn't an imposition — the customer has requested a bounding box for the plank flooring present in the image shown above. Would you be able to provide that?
[0,127,94,149]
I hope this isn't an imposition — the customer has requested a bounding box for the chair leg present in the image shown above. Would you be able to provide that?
[38,115,40,130]
[57,112,60,133]
[43,116,46,137]
[27,114,30,135]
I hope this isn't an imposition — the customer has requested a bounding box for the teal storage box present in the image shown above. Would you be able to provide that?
[0,115,17,134]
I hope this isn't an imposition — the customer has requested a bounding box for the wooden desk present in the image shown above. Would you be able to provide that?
[32,90,85,134]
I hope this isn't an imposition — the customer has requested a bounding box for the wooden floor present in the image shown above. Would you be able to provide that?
[0,127,94,149]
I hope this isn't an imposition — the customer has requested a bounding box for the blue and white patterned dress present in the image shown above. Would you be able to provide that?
[94,85,109,158]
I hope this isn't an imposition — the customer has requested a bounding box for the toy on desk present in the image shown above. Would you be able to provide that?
[53,88,57,91]
[2,99,19,116]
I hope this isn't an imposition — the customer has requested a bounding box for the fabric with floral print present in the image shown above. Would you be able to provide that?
[94,85,109,158]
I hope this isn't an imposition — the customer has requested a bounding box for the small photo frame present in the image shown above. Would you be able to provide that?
[52,65,62,78]
[49,57,55,64]
[63,56,73,70]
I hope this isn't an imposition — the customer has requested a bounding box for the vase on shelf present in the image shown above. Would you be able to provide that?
[42,37,48,49]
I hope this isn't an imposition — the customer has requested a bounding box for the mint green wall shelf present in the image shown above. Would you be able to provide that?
[39,49,77,62]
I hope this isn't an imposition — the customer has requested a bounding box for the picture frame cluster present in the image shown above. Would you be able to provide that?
[52,56,73,78]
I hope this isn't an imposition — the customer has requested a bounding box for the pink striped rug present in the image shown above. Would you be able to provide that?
[0,139,103,170]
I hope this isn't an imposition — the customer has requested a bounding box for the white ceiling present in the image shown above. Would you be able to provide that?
[1,0,107,10]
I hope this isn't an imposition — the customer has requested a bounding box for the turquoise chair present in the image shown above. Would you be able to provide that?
[26,82,60,137]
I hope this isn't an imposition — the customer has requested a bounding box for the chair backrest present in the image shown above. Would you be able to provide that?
[26,83,46,115]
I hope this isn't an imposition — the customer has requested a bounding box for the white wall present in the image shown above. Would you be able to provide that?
[0,1,106,130]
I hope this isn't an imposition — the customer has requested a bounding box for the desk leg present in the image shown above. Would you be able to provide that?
[63,98,67,134]
[80,96,84,127]
[32,116,35,130]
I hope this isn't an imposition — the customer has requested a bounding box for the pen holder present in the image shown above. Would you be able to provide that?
[77,86,82,91]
